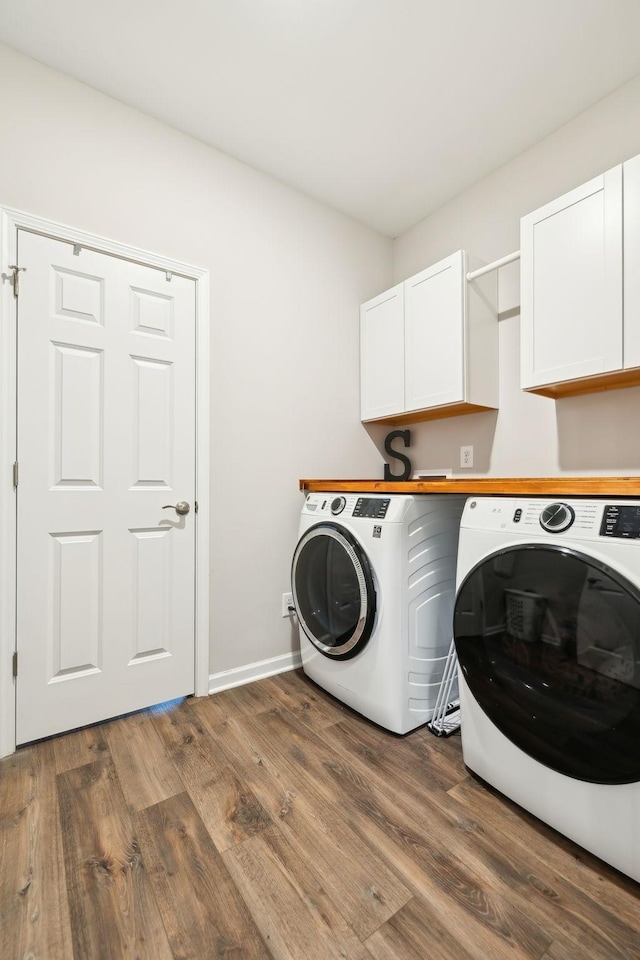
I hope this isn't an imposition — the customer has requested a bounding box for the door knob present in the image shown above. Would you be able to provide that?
[162,500,190,516]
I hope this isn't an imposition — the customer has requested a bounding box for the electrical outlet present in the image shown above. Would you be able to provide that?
[282,591,294,617]
[459,445,474,468]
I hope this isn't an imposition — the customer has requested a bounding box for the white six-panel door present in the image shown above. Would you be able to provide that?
[16,230,196,744]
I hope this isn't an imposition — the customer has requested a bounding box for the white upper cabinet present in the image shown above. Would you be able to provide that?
[360,251,498,424]
[624,153,640,369]
[520,156,640,398]
[360,283,404,421]
[405,254,464,411]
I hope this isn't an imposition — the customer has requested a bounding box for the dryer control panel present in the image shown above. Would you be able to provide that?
[461,497,640,541]
[601,504,640,538]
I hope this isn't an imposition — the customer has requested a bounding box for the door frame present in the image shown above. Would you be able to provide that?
[0,206,210,758]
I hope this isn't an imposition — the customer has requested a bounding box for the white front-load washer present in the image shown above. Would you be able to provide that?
[453,496,640,883]
[292,492,466,734]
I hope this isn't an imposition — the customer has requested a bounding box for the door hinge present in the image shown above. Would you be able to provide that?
[12,651,17,678]
[13,461,18,488]
[8,265,26,298]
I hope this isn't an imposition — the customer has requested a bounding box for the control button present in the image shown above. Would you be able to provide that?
[331,496,346,516]
[513,508,522,523]
[539,502,575,533]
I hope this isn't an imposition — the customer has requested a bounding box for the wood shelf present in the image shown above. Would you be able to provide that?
[525,367,640,399]
[299,477,640,496]
[363,401,496,425]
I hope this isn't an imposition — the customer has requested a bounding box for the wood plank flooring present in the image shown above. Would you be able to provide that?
[1,669,638,959]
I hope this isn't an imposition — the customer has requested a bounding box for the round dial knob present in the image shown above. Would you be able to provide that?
[330,496,346,516]
[539,502,575,533]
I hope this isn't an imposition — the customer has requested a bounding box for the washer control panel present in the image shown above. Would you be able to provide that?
[303,493,397,521]
[353,497,390,519]
[600,504,640,538]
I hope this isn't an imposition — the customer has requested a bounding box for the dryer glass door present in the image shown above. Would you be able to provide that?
[292,523,376,659]
[454,545,640,784]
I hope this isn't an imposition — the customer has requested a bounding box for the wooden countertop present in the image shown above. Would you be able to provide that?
[299,477,640,496]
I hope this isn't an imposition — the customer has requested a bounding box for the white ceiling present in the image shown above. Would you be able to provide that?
[3,0,640,237]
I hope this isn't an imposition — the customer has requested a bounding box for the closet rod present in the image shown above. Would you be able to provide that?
[466,250,520,282]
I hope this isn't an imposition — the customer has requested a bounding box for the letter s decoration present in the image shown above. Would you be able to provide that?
[383,429,412,481]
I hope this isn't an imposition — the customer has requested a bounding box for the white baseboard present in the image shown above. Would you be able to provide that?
[207,650,302,696]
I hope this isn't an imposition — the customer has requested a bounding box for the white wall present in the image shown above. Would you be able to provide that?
[392,73,640,478]
[6,43,640,687]
[0,45,393,679]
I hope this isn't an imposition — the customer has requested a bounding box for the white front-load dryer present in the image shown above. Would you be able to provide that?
[453,496,640,883]
[292,492,466,734]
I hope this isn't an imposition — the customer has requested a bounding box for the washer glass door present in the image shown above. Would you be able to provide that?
[292,523,376,659]
[454,545,640,784]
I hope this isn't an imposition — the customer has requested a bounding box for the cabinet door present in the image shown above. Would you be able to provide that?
[624,154,640,369]
[405,251,464,411]
[520,167,623,390]
[360,283,404,421]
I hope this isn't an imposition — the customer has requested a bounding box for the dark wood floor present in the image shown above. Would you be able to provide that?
[1,669,638,959]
